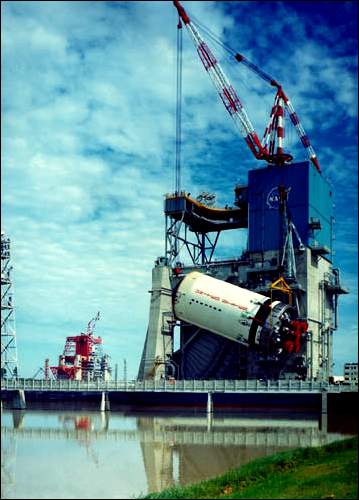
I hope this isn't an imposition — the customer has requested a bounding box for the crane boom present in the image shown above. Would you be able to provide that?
[87,311,100,336]
[173,0,267,161]
[173,1,321,173]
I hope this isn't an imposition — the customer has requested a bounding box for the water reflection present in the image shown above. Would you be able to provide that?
[1,409,357,499]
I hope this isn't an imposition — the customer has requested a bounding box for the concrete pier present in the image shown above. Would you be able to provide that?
[13,389,26,409]
[137,262,174,380]
[100,391,110,411]
[206,392,213,413]
[321,390,328,414]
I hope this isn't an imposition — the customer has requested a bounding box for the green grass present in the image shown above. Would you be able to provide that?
[138,436,358,499]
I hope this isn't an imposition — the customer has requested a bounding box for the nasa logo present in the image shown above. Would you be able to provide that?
[266,186,291,209]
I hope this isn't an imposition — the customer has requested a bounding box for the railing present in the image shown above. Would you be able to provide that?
[1,378,349,393]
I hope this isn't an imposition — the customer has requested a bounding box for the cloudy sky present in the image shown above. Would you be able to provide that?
[2,1,357,379]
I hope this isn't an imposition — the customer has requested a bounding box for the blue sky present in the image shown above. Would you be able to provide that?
[1,1,357,379]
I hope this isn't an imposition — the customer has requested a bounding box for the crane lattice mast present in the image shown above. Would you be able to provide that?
[174,0,267,162]
[1,231,19,379]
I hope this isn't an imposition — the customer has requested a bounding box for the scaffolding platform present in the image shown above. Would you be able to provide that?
[164,194,248,233]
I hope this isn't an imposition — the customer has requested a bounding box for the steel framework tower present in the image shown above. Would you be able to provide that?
[1,231,19,379]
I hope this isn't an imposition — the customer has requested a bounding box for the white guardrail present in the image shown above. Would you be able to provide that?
[1,378,353,393]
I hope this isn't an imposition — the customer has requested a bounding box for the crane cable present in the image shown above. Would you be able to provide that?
[175,17,183,194]
[188,11,235,58]
[188,11,274,107]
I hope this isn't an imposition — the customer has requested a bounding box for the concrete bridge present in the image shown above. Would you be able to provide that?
[1,378,355,413]
[0,377,347,393]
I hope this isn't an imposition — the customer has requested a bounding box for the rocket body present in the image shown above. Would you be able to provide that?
[173,271,296,354]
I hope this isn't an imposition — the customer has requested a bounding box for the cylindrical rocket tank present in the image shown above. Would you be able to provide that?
[173,271,293,354]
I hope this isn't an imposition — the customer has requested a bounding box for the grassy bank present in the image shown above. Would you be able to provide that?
[139,436,358,499]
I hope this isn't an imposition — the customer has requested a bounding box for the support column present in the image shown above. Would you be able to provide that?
[12,389,26,409]
[100,391,110,411]
[320,413,328,433]
[207,391,213,413]
[321,390,327,414]
[207,411,213,432]
[137,260,174,380]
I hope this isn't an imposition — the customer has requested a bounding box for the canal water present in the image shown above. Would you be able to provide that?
[1,407,357,499]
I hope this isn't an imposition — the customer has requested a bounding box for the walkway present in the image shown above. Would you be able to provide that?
[1,378,350,394]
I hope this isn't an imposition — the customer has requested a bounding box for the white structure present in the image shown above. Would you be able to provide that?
[344,363,358,385]
[137,257,174,380]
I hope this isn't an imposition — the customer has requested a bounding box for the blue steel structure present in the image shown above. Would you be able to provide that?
[248,161,334,256]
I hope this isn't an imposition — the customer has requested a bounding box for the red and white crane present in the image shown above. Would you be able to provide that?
[87,310,100,337]
[173,1,321,173]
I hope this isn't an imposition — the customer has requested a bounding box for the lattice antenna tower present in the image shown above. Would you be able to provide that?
[1,231,19,379]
